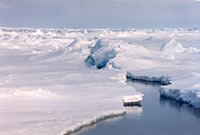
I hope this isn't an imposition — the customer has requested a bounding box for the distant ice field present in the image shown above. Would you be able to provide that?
[0,27,199,135]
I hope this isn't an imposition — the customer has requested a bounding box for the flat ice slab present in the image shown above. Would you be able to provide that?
[122,95,143,106]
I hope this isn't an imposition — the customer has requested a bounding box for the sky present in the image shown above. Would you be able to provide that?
[0,0,199,28]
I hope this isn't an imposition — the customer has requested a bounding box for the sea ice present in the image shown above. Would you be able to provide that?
[122,95,143,106]
[0,27,199,135]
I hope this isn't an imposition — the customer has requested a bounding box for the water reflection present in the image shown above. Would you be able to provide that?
[124,106,143,116]
[70,115,125,135]
[126,79,161,87]
[78,80,200,135]
[159,96,200,119]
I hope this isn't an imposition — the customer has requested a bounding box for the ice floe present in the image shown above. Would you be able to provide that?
[122,95,143,106]
[0,27,200,135]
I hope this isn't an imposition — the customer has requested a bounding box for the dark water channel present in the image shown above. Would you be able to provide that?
[77,80,200,135]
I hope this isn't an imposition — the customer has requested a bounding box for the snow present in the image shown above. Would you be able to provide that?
[159,73,200,108]
[83,28,200,109]
[126,72,171,85]
[0,27,142,135]
[0,27,200,135]
[160,38,185,53]
[122,95,143,106]
[61,110,126,135]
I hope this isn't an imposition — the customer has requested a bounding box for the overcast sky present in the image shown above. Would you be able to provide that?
[0,0,199,28]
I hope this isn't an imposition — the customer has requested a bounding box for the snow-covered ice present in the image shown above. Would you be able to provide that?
[122,95,143,106]
[0,27,142,135]
[0,27,200,135]
[84,29,200,109]
[159,73,200,108]
[61,110,126,135]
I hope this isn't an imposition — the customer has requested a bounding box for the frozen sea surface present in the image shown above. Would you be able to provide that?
[78,80,200,135]
[0,27,200,135]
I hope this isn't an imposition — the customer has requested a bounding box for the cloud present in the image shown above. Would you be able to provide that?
[0,2,10,9]
[0,0,199,28]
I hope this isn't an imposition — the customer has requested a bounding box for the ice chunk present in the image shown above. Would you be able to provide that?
[122,95,143,106]
[85,39,120,69]
[126,72,171,85]
[159,73,200,109]
[160,38,185,53]
[160,88,200,109]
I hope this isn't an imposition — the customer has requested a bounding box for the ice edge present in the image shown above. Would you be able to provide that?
[126,72,200,109]
[60,110,126,135]
[159,87,200,109]
[126,72,171,85]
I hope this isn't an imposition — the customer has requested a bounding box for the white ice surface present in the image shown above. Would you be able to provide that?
[0,27,200,135]
[120,38,200,108]
[0,27,143,135]
[84,28,200,108]
[122,95,143,103]
[160,73,200,108]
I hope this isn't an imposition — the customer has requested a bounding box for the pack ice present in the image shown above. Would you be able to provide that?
[0,27,200,135]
